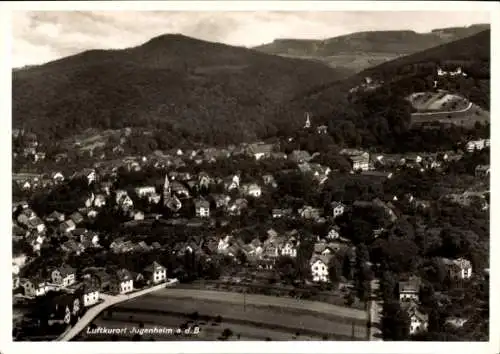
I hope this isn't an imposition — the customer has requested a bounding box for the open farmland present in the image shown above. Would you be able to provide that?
[75,289,368,341]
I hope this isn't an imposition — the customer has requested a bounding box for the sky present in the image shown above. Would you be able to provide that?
[12,10,491,68]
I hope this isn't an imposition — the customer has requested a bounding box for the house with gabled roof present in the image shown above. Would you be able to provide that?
[310,254,333,282]
[289,150,312,164]
[51,172,65,183]
[79,281,100,307]
[171,181,190,198]
[401,300,428,335]
[326,226,341,240]
[109,268,134,294]
[59,219,76,233]
[227,198,248,216]
[51,265,76,287]
[194,198,210,218]
[262,174,277,188]
[241,183,262,198]
[441,257,473,279]
[272,208,293,219]
[299,206,323,220]
[246,142,274,160]
[144,261,167,284]
[223,174,240,191]
[47,211,65,223]
[70,212,85,225]
[399,276,421,302]
[27,217,46,233]
[209,193,231,209]
[331,201,345,219]
[20,275,51,297]
[61,240,85,255]
[475,164,490,178]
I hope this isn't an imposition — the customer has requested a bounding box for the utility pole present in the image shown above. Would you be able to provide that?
[243,289,246,312]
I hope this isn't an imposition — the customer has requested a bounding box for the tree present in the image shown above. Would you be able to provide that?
[236,249,247,265]
[275,256,297,284]
[381,301,410,341]
[380,270,397,302]
[327,256,341,285]
[221,328,233,339]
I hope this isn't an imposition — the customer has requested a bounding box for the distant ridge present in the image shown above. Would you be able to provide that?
[254,24,490,72]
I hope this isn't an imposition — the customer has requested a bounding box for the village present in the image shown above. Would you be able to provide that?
[12,113,490,341]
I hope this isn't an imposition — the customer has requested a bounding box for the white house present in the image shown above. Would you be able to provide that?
[20,277,51,297]
[144,261,167,284]
[280,240,298,258]
[115,190,129,204]
[326,227,340,240]
[111,269,134,294]
[475,165,490,178]
[310,255,332,282]
[404,302,429,335]
[194,198,210,218]
[81,168,97,185]
[84,193,95,208]
[94,194,107,208]
[51,265,76,287]
[224,175,240,191]
[81,283,100,307]
[52,172,65,183]
[399,276,421,302]
[331,202,345,218]
[241,183,262,198]
[217,235,232,252]
[442,257,473,279]
[135,186,156,198]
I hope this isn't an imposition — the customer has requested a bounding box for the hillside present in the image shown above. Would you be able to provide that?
[291,30,490,115]
[276,30,491,152]
[12,34,353,146]
[254,24,490,72]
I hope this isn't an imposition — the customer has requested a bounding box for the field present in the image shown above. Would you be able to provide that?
[75,288,368,341]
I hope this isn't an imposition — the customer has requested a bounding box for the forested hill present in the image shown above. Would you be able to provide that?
[290,29,491,116]
[12,34,352,146]
[360,29,491,110]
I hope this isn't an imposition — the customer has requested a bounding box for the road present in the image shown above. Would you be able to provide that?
[147,288,367,321]
[368,279,383,341]
[56,279,178,341]
[411,101,473,117]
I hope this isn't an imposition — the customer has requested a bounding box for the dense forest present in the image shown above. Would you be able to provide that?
[12,30,490,154]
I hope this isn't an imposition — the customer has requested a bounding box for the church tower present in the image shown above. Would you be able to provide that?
[304,112,311,129]
[163,173,171,205]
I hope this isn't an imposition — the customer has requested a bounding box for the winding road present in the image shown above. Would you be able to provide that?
[56,279,178,341]
[411,101,473,117]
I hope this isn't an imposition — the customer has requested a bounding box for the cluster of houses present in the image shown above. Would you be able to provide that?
[398,257,473,335]
[12,131,47,163]
[348,77,384,94]
[465,138,490,153]
[16,261,169,327]
[436,66,467,78]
